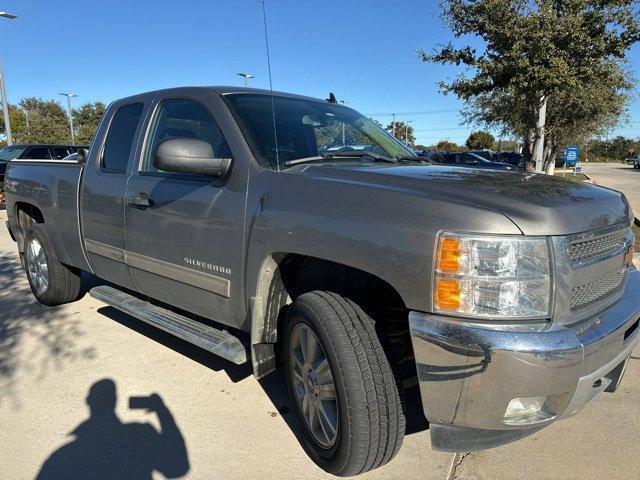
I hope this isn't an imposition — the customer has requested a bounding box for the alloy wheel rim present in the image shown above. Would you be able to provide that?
[290,322,338,448]
[27,238,49,295]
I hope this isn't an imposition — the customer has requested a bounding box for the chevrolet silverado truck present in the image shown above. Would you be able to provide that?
[5,87,640,477]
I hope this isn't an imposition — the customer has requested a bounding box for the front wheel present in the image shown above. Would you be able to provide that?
[24,224,81,306]
[283,291,405,476]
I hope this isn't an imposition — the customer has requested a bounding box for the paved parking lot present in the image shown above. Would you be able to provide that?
[0,190,638,480]
[582,162,640,215]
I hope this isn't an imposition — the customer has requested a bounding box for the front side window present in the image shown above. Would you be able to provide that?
[142,99,231,174]
[101,103,144,173]
[225,93,415,170]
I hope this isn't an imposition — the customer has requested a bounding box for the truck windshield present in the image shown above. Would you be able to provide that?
[225,93,416,170]
[0,146,27,161]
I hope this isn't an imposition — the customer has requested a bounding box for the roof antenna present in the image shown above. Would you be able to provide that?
[326,93,337,103]
[261,0,280,172]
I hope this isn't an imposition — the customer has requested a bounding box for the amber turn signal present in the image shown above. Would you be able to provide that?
[436,237,461,274]
[434,278,461,311]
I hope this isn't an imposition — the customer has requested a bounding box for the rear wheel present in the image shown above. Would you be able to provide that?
[283,291,405,476]
[24,224,81,306]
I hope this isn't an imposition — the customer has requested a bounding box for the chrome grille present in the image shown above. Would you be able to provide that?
[570,268,626,309]
[569,229,629,263]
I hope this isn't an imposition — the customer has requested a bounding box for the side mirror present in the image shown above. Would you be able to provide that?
[153,138,232,177]
[76,148,88,163]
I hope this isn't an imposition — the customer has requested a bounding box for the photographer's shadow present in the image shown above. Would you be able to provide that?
[36,379,190,480]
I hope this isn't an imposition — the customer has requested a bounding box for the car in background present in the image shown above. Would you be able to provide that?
[468,149,499,162]
[634,157,640,169]
[415,150,516,170]
[0,144,89,190]
[625,155,639,166]
[496,152,524,169]
[414,150,445,163]
[440,151,516,170]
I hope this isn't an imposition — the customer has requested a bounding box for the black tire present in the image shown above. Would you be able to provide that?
[283,291,405,476]
[23,224,81,306]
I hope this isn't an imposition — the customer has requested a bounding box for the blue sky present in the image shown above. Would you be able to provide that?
[2,0,639,145]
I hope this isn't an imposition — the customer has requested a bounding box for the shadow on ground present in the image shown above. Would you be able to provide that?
[36,378,190,480]
[94,305,253,384]
[0,254,96,404]
[96,302,428,453]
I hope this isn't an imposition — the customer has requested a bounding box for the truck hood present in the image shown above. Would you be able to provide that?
[296,164,632,235]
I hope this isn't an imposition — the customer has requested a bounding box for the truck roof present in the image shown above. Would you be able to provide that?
[115,86,331,104]
[6,144,89,148]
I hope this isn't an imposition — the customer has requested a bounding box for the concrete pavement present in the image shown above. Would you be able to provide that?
[582,162,640,216]
[0,209,453,480]
[0,203,638,480]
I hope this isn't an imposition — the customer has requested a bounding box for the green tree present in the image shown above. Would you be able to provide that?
[589,136,640,162]
[421,0,640,172]
[72,102,106,145]
[436,139,464,152]
[0,98,70,144]
[465,66,630,168]
[466,131,494,150]
[385,121,415,145]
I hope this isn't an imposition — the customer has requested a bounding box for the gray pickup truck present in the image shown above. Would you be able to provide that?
[5,87,640,476]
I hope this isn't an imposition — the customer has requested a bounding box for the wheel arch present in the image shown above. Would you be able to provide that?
[249,252,412,379]
[13,201,46,252]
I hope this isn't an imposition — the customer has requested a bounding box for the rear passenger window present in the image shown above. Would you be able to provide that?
[101,103,144,173]
[142,99,231,174]
[22,147,52,159]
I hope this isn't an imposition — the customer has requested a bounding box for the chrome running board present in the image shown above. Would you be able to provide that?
[90,285,247,364]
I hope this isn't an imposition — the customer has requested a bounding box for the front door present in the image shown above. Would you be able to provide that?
[124,94,247,326]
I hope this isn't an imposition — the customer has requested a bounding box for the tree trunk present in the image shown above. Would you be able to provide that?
[532,95,547,173]
[548,145,559,174]
[523,129,536,172]
[542,136,553,172]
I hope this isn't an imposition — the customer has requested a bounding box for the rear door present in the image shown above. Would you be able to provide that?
[123,91,248,326]
[81,100,149,288]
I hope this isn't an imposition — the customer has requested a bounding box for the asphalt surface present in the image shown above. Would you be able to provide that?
[581,162,640,216]
[1,168,639,480]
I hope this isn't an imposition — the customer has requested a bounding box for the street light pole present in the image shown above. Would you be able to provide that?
[0,12,17,146]
[237,73,255,87]
[391,113,396,139]
[59,92,77,144]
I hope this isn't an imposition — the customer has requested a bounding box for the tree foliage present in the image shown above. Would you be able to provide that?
[421,0,640,171]
[436,139,465,152]
[465,131,495,150]
[589,136,640,161]
[385,120,415,145]
[0,98,71,144]
[73,102,106,145]
[0,98,105,145]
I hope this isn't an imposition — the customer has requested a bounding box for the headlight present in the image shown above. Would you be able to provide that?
[433,233,552,319]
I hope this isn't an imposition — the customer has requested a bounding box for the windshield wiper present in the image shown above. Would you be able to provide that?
[284,151,397,167]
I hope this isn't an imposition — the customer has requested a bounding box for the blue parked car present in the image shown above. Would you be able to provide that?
[436,151,516,170]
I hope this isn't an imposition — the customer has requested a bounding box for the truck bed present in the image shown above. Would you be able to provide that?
[5,159,90,271]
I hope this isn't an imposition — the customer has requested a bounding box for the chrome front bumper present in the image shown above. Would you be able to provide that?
[409,270,640,452]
